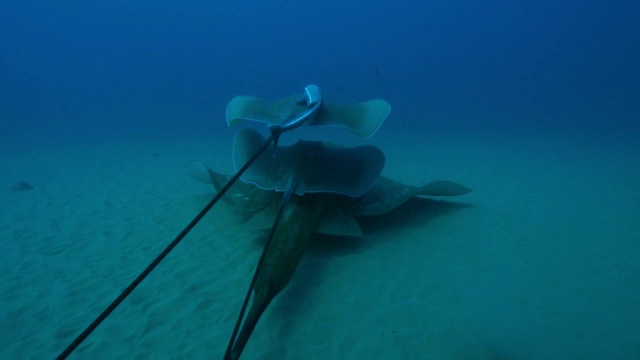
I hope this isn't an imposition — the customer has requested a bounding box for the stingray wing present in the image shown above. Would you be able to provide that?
[416,180,472,197]
[226,90,390,138]
[186,161,273,212]
[313,99,391,138]
[315,201,364,236]
[343,177,471,216]
[233,129,385,197]
[226,93,305,127]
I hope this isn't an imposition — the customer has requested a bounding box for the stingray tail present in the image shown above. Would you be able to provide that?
[226,292,273,360]
[224,181,298,359]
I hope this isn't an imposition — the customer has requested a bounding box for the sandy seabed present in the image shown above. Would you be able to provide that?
[1,129,639,359]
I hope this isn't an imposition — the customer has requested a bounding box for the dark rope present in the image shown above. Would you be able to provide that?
[56,134,275,360]
[223,180,297,360]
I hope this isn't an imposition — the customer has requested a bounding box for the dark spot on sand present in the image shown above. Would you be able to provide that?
[11,181,34,192]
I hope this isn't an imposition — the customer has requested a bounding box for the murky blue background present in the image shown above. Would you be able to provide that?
[1,0,638,146]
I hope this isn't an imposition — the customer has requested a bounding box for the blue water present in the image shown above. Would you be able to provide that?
[2,1,639,359]
[2,0,638,146]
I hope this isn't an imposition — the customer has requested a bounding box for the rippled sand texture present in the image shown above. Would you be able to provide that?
[1,132,639,359]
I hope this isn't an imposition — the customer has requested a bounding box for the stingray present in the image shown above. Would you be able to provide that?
[226,84,391,140]
[188,132,471,359]
[189,129,471,237]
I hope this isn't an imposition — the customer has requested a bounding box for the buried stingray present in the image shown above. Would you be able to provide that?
[189,129,471,359]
